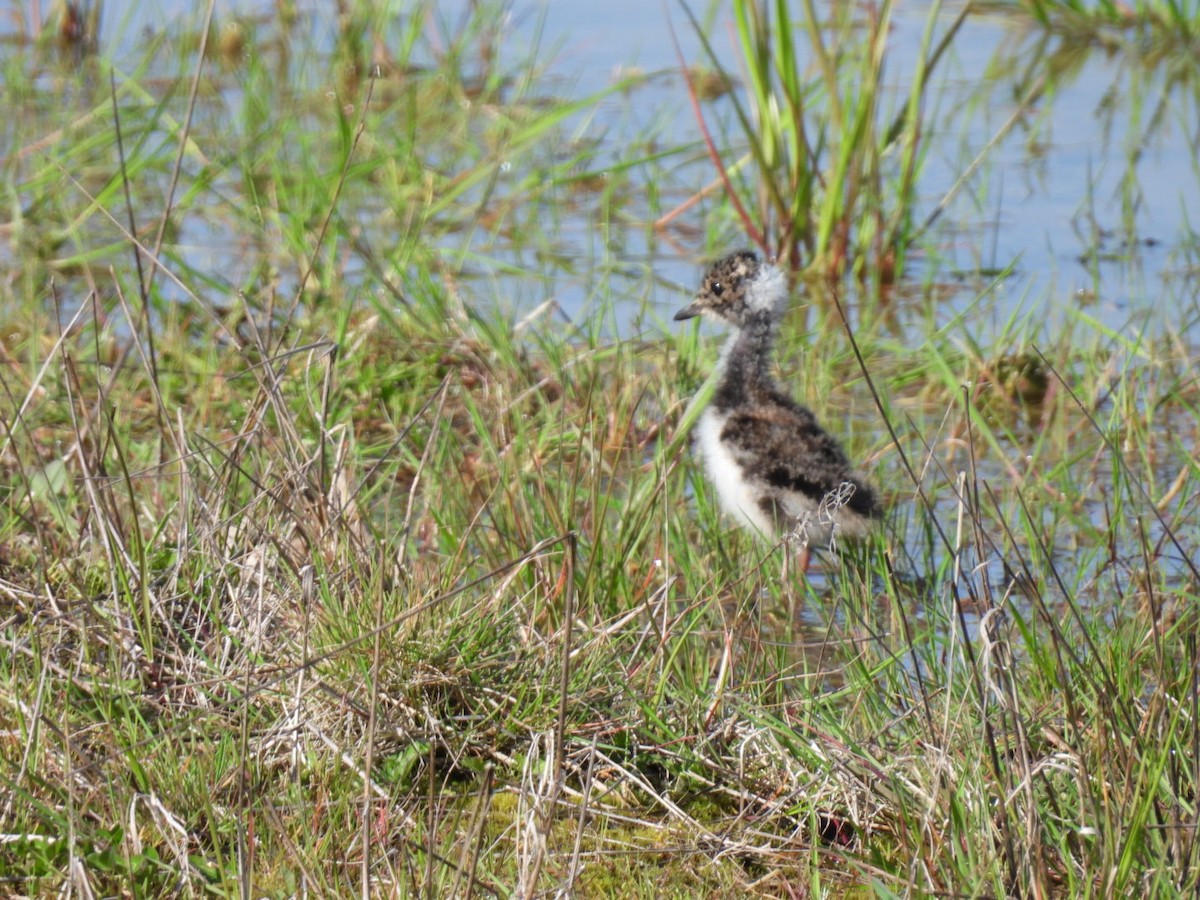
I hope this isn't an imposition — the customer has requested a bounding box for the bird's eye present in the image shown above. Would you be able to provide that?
[712,281,723,295]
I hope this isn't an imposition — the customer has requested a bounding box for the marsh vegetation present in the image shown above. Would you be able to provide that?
[1,0,1199,895]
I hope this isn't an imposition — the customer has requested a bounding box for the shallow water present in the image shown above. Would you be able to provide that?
[9,2,1196,344]
[451,1,1200,345]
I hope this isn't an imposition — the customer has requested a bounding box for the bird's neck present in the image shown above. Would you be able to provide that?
[713,312,778,409]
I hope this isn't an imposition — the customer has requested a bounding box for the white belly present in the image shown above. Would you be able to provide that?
[695,410,777,538]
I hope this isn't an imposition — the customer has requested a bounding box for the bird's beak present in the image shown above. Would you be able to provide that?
[674,301,702,321]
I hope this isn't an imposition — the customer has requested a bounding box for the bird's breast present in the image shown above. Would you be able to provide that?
[695,409,777,538]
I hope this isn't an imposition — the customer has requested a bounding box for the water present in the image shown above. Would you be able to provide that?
[9,1,1196,345]
[906,8,1200,337]
[437,1,1200,344]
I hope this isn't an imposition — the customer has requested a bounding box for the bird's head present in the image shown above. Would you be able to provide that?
[674,250,786,328]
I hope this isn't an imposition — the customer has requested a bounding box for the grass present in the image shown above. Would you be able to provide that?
[986,0,1200,44]
[2,1,1200,897]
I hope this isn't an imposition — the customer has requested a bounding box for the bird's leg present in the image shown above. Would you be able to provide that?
[782,539,812,625]
[797,543,812,575]
[781,544,797,625]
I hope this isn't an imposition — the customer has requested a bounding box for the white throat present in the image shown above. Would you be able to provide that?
[745,264,786,315]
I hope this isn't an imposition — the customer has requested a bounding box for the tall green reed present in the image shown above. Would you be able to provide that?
[678,0,968,285]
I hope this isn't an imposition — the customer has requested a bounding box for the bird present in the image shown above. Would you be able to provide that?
[675,250,881,561]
